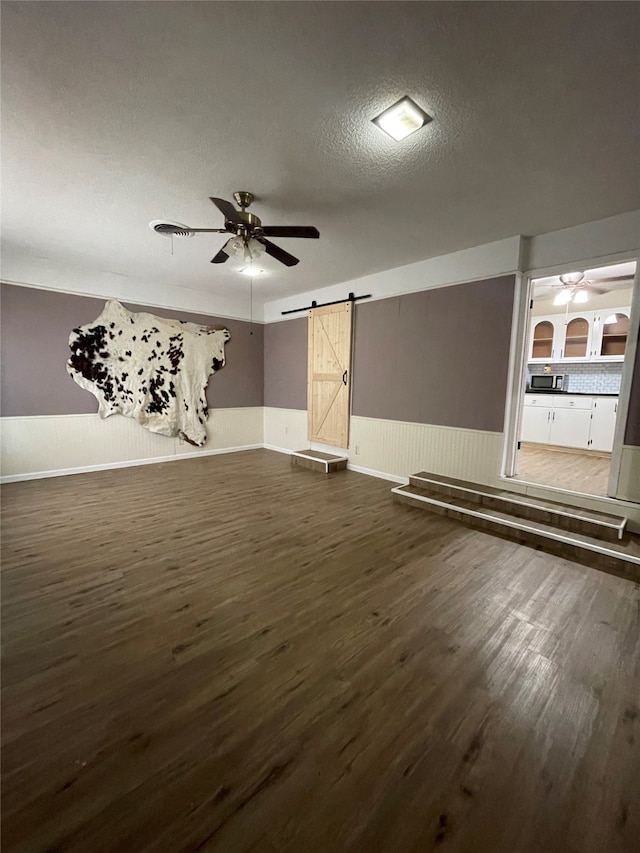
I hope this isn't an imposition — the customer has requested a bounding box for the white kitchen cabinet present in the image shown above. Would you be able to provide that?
[521,403,552,443]
[589,307,631,361]
[560,313,593,361]
[528,306,631,363]
[521,394,618,452]
[528,315,565,362]
[589,397,618,451]
[551,395,593,411]
[549,407,592,449]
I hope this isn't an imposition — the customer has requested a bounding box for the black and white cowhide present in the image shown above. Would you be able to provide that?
[67,300,230,446]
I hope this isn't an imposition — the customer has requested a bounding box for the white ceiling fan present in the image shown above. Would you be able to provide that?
[551,270,631,305]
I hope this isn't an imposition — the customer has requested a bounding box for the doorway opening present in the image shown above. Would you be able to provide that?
[512,259,637,498]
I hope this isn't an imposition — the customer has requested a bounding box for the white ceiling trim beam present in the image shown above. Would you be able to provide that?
[0,253,256,322]
[524,210,640,275]
[262,236,522,323]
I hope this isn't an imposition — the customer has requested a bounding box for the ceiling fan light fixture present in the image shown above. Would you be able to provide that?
[559,271,585,286]
[573,289,589,304]
[553,289,573,305]
[372,96,431,141]
[240,265,263,277]
[248,239,266,259]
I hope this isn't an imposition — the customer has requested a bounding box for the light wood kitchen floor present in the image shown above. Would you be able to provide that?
[2,449,639,853]
[517,444,611,496]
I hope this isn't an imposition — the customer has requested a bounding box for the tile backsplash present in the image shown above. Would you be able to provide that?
[527,361,622,394]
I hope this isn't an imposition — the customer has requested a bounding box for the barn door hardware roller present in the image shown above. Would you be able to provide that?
[281,292,371,316]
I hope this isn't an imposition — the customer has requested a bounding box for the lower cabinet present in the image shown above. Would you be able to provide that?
[589,398,618,451]
[521,405,552,443]
[522,395,618,452]
[549,408,591,449]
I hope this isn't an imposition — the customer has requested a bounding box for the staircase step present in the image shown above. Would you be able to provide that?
[409,471,626,542]
[392,484,640,582]
[291,449,348,474]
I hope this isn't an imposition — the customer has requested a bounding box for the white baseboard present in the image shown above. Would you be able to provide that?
[0,444,263,484]
[263,444,294,455]
[346,462,406,484]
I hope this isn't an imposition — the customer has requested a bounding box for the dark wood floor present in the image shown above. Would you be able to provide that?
[2,449,639,853]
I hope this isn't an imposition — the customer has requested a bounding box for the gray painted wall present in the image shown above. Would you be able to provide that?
[4,279,638,445]
[0,284,264,416]
[262,278,640,444]
[263,276,516,433]
[263,318,308,410]
[351,277,515,432]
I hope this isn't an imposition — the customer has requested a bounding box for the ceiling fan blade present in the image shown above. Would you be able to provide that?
[261,226,319,239]
[260,238,299,267]
[210,197,244,224]
[210,240,232,264]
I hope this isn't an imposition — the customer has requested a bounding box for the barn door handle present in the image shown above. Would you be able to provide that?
[342,370,348,385]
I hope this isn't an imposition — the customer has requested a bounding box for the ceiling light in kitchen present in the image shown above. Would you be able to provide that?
[553,289,572,305]
[559,271,585,286]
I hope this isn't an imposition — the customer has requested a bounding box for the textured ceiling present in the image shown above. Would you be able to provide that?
[2,1,639,303]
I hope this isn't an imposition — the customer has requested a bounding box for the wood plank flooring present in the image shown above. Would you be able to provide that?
[2,449,639,853]
[517,444,611,496]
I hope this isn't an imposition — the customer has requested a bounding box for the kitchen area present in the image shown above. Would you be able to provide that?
[518,260,636,497]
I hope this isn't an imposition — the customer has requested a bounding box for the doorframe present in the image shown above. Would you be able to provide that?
[501,250,639,499]
[609,263,640,495]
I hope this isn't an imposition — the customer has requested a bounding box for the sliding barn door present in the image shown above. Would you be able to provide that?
[307,302,353,448]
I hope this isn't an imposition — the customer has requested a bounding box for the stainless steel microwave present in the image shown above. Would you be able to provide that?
[530,374,564,391]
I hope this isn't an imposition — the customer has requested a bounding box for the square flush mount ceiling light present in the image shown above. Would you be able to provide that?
[372,96,432,141]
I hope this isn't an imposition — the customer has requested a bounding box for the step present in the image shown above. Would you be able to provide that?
[392,484,640,582]
[409,471,626,542]
[291,449,348,474]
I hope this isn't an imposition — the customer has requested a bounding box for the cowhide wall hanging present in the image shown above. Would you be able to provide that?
[67,300,230,446]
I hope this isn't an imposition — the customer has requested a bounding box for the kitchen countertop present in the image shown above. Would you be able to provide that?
[524,390,619,397]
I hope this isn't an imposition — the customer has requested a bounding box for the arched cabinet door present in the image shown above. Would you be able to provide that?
[530,320,554,360]
[590,307,632,361]
[562,316,590,360]
[598,312,630,358]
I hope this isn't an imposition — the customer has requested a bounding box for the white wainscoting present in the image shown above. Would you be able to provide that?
[263,408,504,486]
[263,407,308,453]
[0,408,263,482]
[349,416,504,486]
[5,408,638,530]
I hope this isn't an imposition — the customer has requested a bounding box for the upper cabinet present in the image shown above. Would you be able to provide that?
[531,319,554,360]
[561,315,592,361]
[591,309,631,361]
[529,316,564,362]
[528,306,631,363]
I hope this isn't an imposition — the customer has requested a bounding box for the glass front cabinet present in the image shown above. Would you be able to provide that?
[529,317,564,362]
[561,315,592,361]
[591,310,631,360]
[528,306,631,363]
